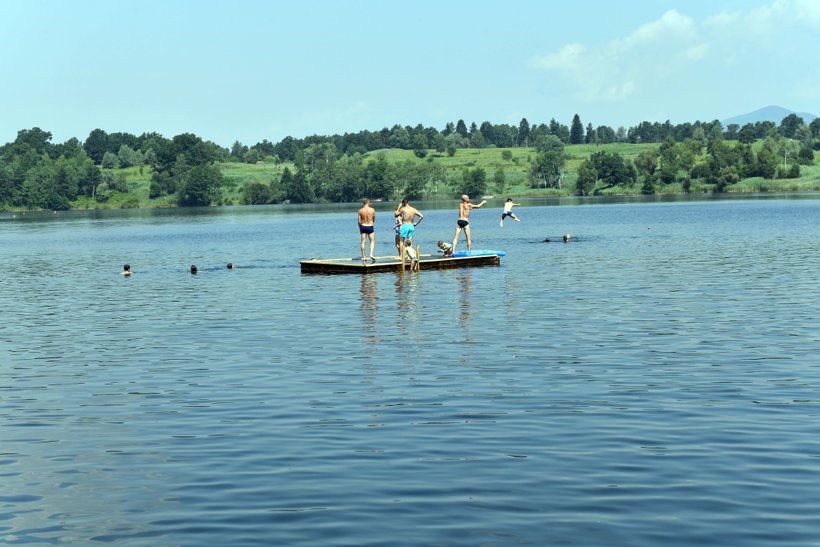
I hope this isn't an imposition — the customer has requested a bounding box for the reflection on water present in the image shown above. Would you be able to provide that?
[360,273,380,343]
[455,268,473,334]
[2,197,820,546]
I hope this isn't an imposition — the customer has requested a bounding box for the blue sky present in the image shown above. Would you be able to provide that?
[1,0,818,147]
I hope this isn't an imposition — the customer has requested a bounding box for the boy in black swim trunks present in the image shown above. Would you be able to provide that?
[358,198,376,262]
[451,194,486,252]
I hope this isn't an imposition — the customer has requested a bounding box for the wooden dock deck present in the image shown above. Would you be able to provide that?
[300,253,501,274]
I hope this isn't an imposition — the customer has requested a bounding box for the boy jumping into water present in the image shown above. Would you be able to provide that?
[500,198,520,227]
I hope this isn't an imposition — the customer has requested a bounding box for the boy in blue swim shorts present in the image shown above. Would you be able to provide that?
[395,198,423,255]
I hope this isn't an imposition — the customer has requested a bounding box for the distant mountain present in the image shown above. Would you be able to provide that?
[722,105,817,127]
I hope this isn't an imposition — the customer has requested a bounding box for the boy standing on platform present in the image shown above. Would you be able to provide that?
[358,198,376,263]
[452,194,486,252]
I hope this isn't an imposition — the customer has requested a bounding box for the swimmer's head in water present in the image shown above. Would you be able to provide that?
[227,263,233,269]
[190,265,198,274]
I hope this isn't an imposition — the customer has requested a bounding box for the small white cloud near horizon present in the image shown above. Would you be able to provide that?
[529,9,703,103]
[530,0,817,113]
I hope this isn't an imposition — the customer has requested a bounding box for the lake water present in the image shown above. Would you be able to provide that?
[1,195,819,546]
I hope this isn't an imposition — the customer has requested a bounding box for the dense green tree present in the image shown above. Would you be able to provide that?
[143,148,157,165]
[53,157,79,200]
[52,137,84,160]
[584,123,596,144]
[714,166,739,192]
[364,154,395,200]
[570,114,584,144]
[587,150,634,190]
[658,136,680,184]
[756,139,778,179]
[737,123,756,144]
[23,161,69,210]
[433,133,446,154]
[530,135,566,188]
[78,158,103,198]
[101,151,119,169]
[444,134,459,157]
[779,114,804,139]
[492,123,518,147]
[596,125,616,144]
[230,140,247,160]
[244,149,260,163]
[493,167,506,194]
[470,130,485,150]
[242,182,271,204]
[285,168,314,204]
[549,118,570,143]
[388,126,410,149]
[412,133,428,158]
[178,164,223,206]
[793,124,812,147]
[809,118,820,139]
[641,175,656,195]
[0,161,14,205]
[252,139,276,157]
[458,167,487,197]
[394,160,430,200]
[735,142,756,177]
[455,119,468,138]
[83,129,110,164]
[337,153,367,202]
[14,127,54,156]
[517,118,530,147]
[634,149,659,178]
[575,160,597,195]
[798,144,815,165]
[117,144,138,167]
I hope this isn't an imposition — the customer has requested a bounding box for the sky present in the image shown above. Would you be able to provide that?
[1,0,818,147]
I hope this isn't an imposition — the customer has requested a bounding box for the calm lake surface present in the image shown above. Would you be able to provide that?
[1,195,819,546]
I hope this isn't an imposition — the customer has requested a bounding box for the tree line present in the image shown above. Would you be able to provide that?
[1,113,818,210]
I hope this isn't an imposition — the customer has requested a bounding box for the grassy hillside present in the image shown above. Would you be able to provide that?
[74,143,820,209]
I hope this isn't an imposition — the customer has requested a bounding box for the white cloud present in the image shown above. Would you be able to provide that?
[529,10,704,102]
[529,1,816,107]
[705,0,819,33]
[793,0,820,28]
[613,9,697,50]
[529,43,586,72]
[684,44,709,62]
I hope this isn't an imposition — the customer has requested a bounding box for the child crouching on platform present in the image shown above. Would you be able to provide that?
[437,240,453,256]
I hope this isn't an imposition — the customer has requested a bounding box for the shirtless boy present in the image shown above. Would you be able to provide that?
[395,198,423,251]
[358,198,376,262]
[451,194,486,252]
[500,198,521,227]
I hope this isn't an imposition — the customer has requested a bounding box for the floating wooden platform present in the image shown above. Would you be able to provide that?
[300,253,501,274]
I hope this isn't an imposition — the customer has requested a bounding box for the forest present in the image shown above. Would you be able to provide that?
[1,113,818,211]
